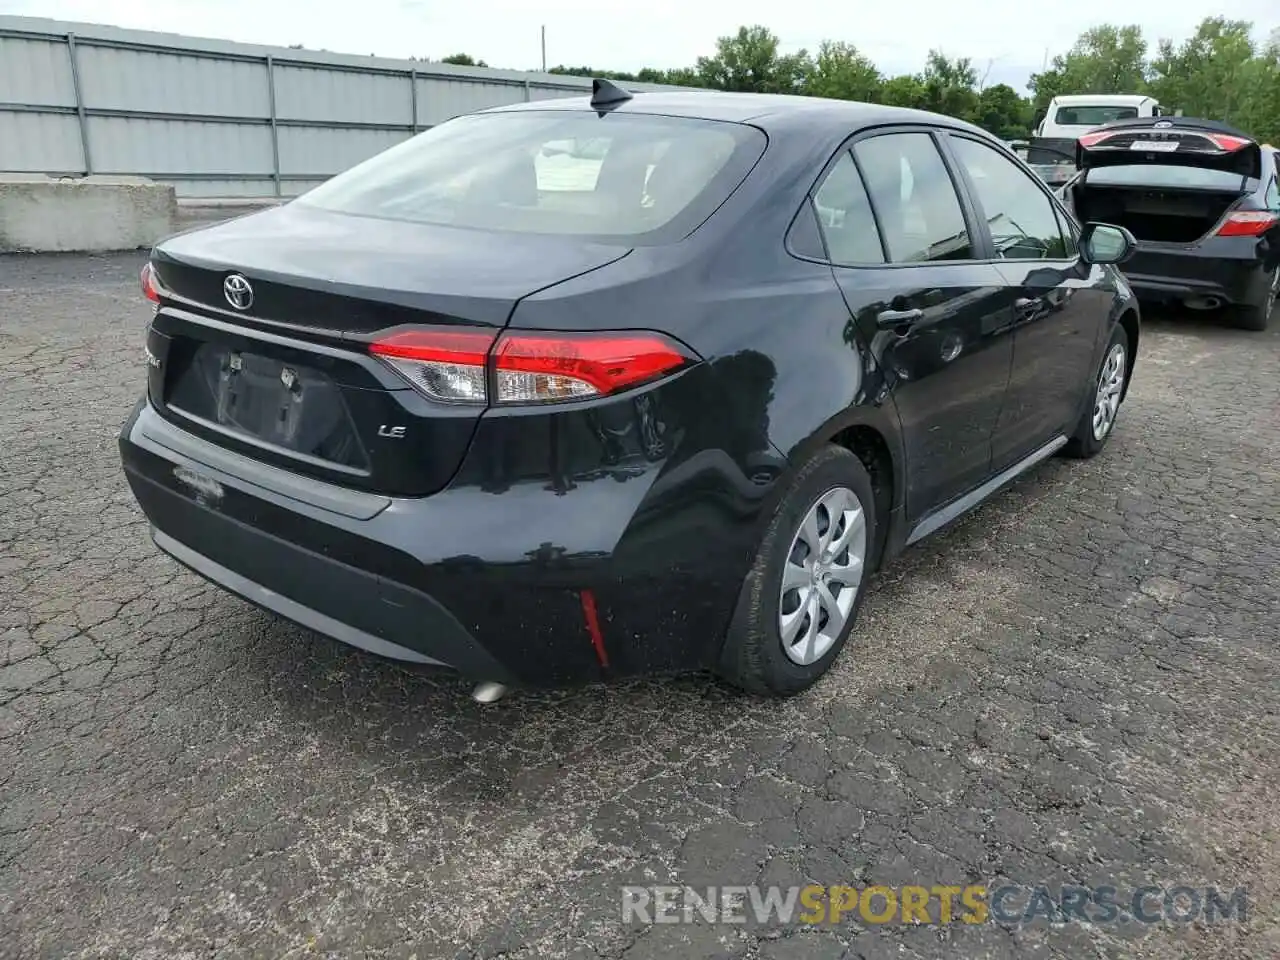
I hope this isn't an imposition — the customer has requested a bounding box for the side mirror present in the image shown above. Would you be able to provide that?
[1079,222,1137,265]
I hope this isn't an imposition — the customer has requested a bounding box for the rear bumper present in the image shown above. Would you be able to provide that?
[119,396,772,685]
[1123,246,1272,305]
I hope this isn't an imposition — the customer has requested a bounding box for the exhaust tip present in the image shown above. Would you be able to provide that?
[471,681,509,704]
[1183,295,1224,311]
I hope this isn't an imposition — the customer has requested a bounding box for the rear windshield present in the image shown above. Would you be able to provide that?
[1086,164,1247,190]
[1055,105,1139,125]
[297,111,765,242]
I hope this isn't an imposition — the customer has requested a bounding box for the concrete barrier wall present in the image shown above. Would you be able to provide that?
[0,174,178,252]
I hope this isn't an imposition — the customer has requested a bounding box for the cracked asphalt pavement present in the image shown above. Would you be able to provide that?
[2,253,1278,959]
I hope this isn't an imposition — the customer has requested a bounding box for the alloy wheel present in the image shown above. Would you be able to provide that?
[778,486,867,666]
[1092,342,1127,441]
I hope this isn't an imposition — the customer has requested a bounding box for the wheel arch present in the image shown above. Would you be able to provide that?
[1116,306,1140,401]
[778,405,905,570]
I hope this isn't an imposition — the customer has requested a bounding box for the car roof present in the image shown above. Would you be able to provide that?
[482,90,991,138]
[1049,94,1156,105]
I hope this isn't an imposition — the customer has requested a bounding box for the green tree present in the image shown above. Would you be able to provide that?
[696,25,811,94]
[1147,19,1257,124]
[658,67,705,88]
[806,41,882,102]
[880,74,927,110]
[1029,25,1148,114]
[920,50,980,122]
[441,53,488,68]
[436,19,1278,147]
[548,65,636,80]
[976,83,1033,139]
[1236,47,1280,144]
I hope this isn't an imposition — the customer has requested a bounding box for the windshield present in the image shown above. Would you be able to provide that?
[1086,164,1247,189]
[297,111,765,242]
[1055,105,1140,126]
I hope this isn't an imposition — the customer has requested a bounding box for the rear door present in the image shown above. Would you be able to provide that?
[943,132,1112,468]
[815,130,1015,520]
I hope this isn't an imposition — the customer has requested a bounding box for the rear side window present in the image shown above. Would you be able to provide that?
[948,136,1072,260]
[1055,105,1139,125]
[812,152,884,264]
[297,111,765,243]
[852,133,973,262]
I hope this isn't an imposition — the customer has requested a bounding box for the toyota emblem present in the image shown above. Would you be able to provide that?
[223,273,254,310]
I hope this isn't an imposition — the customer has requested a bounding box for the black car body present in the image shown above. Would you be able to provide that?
[1059,117,1280,329]
[120,88,1140,695]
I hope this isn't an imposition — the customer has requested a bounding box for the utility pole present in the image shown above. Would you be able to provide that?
[540,25,546,72]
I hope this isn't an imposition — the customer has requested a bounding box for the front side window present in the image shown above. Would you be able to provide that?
[949,136,1072,260]
[298,111,765,243]
[852,133,973,263]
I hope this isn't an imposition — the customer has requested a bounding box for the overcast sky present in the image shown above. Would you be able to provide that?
[2,0,1276,92]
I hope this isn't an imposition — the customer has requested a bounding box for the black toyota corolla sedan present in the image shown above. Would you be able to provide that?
[120,82,1140,698]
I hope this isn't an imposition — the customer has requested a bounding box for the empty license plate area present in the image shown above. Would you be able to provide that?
[166,340,371,472]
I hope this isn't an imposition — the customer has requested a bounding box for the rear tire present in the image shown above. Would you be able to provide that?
[1231,268,1277,331]
[717,445,877,697]
[1064,324,1130,459]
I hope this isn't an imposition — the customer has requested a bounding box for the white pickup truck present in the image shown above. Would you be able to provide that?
[1028,94,1164,185]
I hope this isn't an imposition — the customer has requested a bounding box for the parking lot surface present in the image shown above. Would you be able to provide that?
[2,253,1278,959]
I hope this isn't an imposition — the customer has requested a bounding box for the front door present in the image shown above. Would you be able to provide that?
[944,133,1112,468]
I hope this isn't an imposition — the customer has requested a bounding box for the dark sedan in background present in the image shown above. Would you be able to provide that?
[120,82,1140,699]
[1060,116,1280,330]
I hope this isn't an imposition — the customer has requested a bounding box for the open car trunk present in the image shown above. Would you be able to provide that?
[1068,116,1260,244]
[1067,181,1245,243]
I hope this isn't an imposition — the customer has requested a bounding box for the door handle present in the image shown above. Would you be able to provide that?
[877,307,924,331]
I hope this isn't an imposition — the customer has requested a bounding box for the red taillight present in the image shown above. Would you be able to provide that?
[140,262,161,303]
[1079,130,1254,152]
[1207,134,1252,152]
[369,327,496,404]
[493,331,692,402]
[1216,211,1280,237]
[368,327,695,405]
[1077,131,1114,148]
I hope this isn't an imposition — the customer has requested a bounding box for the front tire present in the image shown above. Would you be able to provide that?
[1064,324,1129,459]
[717,445,877,697]
[1231,268,1277,331]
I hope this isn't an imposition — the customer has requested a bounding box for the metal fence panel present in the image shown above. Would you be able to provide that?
[0,111,83,172]
[277,126,408,177]
[274,64,408,126]
[0,35,76,106]
[0,15,691,197]
[75,45,272,117]
[415,78,531,127]
[87,116,276,176]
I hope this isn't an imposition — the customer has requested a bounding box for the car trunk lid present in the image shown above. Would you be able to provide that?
[152,202,629,335]
[1076,120,1262,179]
[147,203,630,497]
